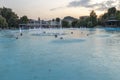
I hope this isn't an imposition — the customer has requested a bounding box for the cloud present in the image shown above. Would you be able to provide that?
[117,0,120,9]
[96,0,120,11]
[50,0,120,11]
[67,0,120,11]
[50,7,65,11]
[67,0,91,8]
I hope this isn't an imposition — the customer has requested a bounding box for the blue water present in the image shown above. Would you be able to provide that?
[0,28,120,80]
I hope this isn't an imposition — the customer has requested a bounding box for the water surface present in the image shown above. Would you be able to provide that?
[0,28,120,80]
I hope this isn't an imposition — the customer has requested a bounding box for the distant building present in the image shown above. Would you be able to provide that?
[105,17,120,27]
[63,16,78,25]
[79,16,89,20]
[19,19,62,29]
[105,20,120,27]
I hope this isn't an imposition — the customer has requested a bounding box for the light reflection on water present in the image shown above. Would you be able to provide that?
[0,28,120,80]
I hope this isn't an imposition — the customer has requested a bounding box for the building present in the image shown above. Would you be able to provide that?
[105,16,120,27]
[63,16,78,25]
[19,19,62,29]
[105,20,120,27]
[79,16,89,20]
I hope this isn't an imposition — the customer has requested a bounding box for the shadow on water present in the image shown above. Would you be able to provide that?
[0,30,20,43]
[51,38,86,44]
[96,35,111,38]
[106,34,120,46]
[0,30,18,38]
[31,33,67,37]
[1,34,16,38]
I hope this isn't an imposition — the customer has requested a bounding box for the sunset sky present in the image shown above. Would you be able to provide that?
[0,0,120,20]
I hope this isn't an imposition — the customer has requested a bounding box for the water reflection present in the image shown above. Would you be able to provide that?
[0,28,120,80]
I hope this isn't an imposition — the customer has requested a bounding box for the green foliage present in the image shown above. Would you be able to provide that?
[62,20,69,28]
[19,16,29,24]
[0,15,8,28]
[101,13,108,20]
[108,7,116,17]
[76,11,97,28]
[0,8,1,11]
[78,19,87,27]
[98,13,107,26]
[116,11,120,20]
[72,20,78,27]
[100,7,117,21]
[89,10,97,27]
[52,19,55,21]
[8,16,18,28]
[0,6,120,29]
[1,7,19,28]
[98,7,120,27]
[56,18,60,22]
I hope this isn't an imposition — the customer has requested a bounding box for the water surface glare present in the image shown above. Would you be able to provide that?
[0,28,120,80]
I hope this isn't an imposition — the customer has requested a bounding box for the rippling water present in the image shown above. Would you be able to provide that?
[0,28,120,80]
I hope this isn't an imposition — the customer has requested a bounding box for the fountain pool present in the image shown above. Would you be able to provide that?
[0,28,120,80]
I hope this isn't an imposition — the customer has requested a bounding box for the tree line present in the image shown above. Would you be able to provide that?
[0,7,120,29]
[62,7,120,28]
[0,7,28,29]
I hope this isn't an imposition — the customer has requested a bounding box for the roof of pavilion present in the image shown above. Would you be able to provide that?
[106,19,120,22]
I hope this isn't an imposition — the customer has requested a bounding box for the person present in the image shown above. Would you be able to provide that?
[71,32,73,34]
[16,36,18,39]
[20,33,23,36]
[55,35,58,38]
[60,37,63,39]
[43,31,46,34]
[87,34,89,36]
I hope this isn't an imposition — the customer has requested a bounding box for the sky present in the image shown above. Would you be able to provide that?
[0,0,120,20]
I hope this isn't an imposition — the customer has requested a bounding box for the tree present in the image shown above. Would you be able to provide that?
[19,15,29,24]
[38,17,40,23]
[98,13,108,26]
[116,11,120,20]
[108,7,116,18]
[56,18,60,22]
[78,20,86,27]
[62,21,69,28]
[0,15,8,28]
[0,8,2,15]
[1,7,19,28]
[89,10,97,27]
[72,20,78,28]
[52,19,55,22]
